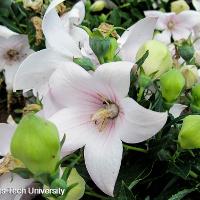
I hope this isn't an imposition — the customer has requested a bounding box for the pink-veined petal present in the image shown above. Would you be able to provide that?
[176,10,200,29]
[119,97,167,143]
[49,107,98,156]
[84,133,122,196]
[0,25,17,38]
[94,61,134,97]
[0,123,15,156]
[13,49,68,96]
[118,17,157,62]
[172,26,191,41]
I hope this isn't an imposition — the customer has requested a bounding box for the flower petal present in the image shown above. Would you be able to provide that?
[118,17,157,62]
[84,134,122,196]
[169,104,187,118]
[0,123,15,156]
[176,10,200,29]
[0,25,17,38]
[119,97,167,143]
[13,49,67,96]
[42,1,81,58]
[62,1,85,25]
[154,30,171,44]
[0,173,32,200]
[172,26,190,41]
[94,61,134,97]
[193,0,200,11]
[49,107,96,156]
[48,62,92,107]
[144,10,164,18]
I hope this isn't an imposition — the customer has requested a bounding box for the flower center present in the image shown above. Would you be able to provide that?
[167,21,175,30]
[0,154,24,174]
[4,49,20,61]
[91,98,119,132]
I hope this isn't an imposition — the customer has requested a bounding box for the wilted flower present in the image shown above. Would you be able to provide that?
[46,61,167,196]
[171,0,189,14]
[23,0,43,12]
[31,16,43,46]
[136,40,173,78]
[0,33,33,89]
[145,10,200,44]
[181,65,198,89]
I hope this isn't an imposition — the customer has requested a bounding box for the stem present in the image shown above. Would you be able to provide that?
[189,170,198,179]
[123,144,148,153]
[137,87,144,102]
[85,191,108,199]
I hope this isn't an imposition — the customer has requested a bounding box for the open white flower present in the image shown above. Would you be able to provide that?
[46,61,168,196]
[0,123,33,200]
[0,29,33,90]
[145,10,200,44]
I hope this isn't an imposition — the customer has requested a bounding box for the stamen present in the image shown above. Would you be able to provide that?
[91,97,119,132]
[4,49,20,62]
[167,21,175,30]
[0,154,24,174]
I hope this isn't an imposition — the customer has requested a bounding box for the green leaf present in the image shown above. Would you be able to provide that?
[73,57,95,71]
[168,188,195,200]
[136,50,149,68]
[117,181,136,200]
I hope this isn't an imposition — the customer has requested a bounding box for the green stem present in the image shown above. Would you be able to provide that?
[85,191,108,199]
[123,144,148,153]
[189,170,198,179]
[137,87,145,102]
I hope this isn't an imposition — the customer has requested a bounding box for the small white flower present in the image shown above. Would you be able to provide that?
[45,61,168,196]
[0,33,33,90]
[145,10,200,44]
[14,0,157,98]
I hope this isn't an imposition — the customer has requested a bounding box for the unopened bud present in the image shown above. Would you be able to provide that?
[11,114,60,175]
[90,0,106,12]
[191,83,200,112]
[160,69,185,103]
[171,0,189,14]
[178,115,200,149]
[136,40,173,78]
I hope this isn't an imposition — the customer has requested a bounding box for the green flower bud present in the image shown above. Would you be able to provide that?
[11,113,60,175]
[191,84,200,111]
[171,0,190,14]
[65,168,85,200]
[178,115,200,149]
[160,69,185,103]
[90,0,106,12]
[45,168,85,200]
[136,40,173,78]
[51,179,67,197]
[178,42,195,62]
[181,65,198,89]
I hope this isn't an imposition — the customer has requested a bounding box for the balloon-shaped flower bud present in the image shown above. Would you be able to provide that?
[191,84,200,112]
[136,40,173,78]
[90,0,106,12]
[160,69,185,103]
[178,40,195,62]
[178,115,200,149]
[65,168,85,200]
[181,65,198,89]
[171,0,189,14]
[11,113,60,175]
